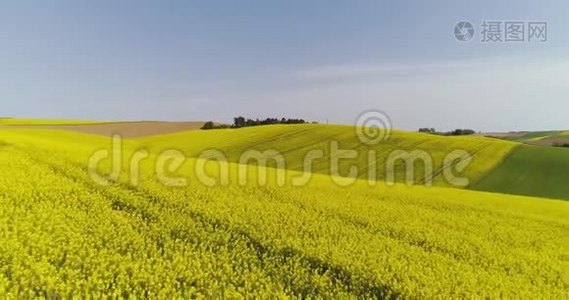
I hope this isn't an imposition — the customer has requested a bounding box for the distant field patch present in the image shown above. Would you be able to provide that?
[512,131,562,141]
[0,118,104,125]
[480,130,569,146]
[471,144,569,200]
[0,120,206,138]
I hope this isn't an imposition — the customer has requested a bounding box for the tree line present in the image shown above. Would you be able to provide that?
[202,117,309,130]
[418,128,476,136]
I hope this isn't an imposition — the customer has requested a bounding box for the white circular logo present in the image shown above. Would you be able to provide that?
[355,110,392,145]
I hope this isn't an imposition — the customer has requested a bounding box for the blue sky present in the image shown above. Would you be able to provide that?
[1,0,568,131]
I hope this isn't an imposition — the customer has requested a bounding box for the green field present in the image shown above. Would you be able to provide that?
[471,144,569,200]
[0,127,568,297]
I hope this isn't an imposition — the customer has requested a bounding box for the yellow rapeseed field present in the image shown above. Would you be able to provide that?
[0,128,567,298]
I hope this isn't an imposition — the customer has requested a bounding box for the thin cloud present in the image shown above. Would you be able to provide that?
[292,61,472,80]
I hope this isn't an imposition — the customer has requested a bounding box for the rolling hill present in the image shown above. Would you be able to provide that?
[137,124,516,187]
[138,125,569,200]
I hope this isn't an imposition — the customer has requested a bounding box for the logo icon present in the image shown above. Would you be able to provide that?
[454,21,474,41]
[355,110,392,145]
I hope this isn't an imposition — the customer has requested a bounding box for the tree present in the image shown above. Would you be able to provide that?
[201,121,215,130]
[418,128,436,134]
[450,129,475,136]
[233,116,246,128]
